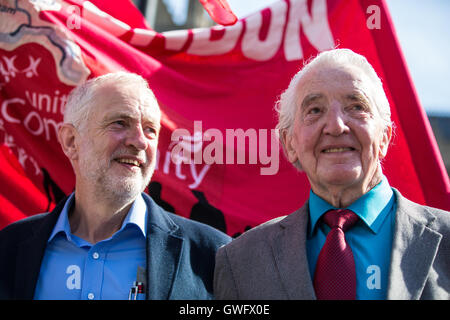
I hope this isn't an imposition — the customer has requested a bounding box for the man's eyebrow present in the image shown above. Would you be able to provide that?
[103,112,160,127]
[345,92,369,102]
[301,93,324,109]
[103,112,134,121]
[150,119,161,131]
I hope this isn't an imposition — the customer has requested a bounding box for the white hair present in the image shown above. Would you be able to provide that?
[64,71,157,130]
[275,49,393,169]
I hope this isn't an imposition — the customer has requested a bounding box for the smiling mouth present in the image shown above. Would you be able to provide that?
[322,147,355,153]
[115,158,142,167]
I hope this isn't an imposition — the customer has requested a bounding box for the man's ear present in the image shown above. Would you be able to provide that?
[281,129,298,164]
[379,125,392,159]
[58,123,78,161]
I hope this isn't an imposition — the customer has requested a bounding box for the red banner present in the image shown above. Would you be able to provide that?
[0,0,448,235]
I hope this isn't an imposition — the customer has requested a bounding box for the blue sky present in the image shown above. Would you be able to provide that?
[227,0,450,116]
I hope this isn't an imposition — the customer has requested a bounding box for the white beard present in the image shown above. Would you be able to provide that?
[78,147,155,205]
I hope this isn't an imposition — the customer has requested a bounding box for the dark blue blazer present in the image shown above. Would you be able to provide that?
[0,193,231,300]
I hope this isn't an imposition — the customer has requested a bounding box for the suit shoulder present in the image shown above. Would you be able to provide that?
[0,212,50,243]
[0,212,50,233]
[426,206,450,234]
[167,212,232,247]
[394,189,450,233]
[220,215,287,254]
[142,193,231,246]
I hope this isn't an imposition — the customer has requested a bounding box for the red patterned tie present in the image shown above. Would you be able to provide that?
[313,209,359,300]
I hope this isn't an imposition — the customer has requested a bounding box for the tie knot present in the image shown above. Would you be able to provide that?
[322,209,358,232]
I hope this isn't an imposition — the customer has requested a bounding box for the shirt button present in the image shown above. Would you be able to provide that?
[88,293,95,300]
[92,252,99,259]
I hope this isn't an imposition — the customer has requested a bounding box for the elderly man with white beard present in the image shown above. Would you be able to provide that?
[0,72,231,300]
[213,49,450,300]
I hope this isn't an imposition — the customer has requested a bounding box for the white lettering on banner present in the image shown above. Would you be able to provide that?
[1,98,23,124]
[164,30,189,51]
[155,148,212,189]
[187,22,243,56]
[284,0,334,61]
[0,56,19,83]
[66,265,81,290]
[25,90,68,115]
[189,162,211,189]
[23,56,41,78]
[0,119,41,175]
[152,0,334,61]
[130,28,157,47]
[1,96,62,141]
[241,1,287,61]
[0,55,41,83]
[164,123,213,188]
[1,82,67,141]
[24,111,44,136]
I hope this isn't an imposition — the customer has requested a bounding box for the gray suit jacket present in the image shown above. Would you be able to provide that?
[214,189,450,300]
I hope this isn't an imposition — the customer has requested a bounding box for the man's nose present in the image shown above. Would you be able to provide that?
[126,125,148,151]
[323,102,350,136]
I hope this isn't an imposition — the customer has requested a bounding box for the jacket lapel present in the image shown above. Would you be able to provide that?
[13,202,64,299]
[142,194,183,300]
[13,194,183,300]
[387,190,443,300]
[14,234,48,299]
[270,204,316,299]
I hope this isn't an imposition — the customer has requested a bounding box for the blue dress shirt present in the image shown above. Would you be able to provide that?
[34,193,148,300]
[306,176,397,300]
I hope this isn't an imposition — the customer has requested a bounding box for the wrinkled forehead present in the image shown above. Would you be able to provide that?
[90,82,161,121]
[297,65,375,104]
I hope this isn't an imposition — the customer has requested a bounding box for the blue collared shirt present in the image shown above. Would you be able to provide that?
[34,193,148,300]
[306,176,397,300]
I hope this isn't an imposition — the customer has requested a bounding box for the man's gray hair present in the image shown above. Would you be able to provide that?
[275,49,392,169]
[64,71,157,130]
